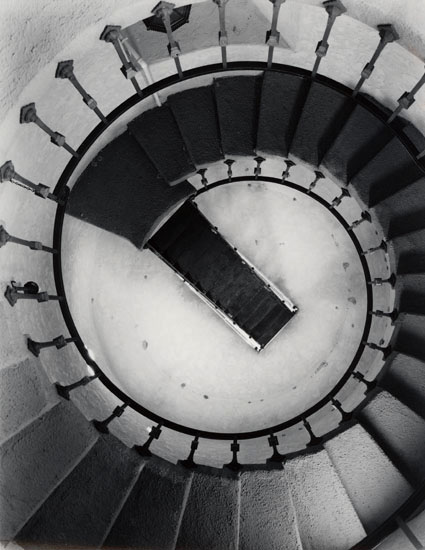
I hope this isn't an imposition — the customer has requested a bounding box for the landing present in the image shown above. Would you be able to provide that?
[62,181,367,433]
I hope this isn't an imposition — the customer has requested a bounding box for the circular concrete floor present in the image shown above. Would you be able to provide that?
[62,181,368,433]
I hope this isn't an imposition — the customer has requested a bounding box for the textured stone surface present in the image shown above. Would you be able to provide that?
[167,85,224,167]
[394,313,425,363]
[16,435,144,548]
[397,273,425,315]
[0,400,97,539]
[239,468,302,550]
[391,228,425,274]
[285,450,366,550]
[325,424,412,533]
[215,76,262,156]
[359,390,425,484]
[256,71,307,158]
[0,357,57,443]
[129,105,196,185]
[176,468,239,550]
[382,352,425,419]
[66,131,193,248]
[103,457,191,549]
[291,81,353,166]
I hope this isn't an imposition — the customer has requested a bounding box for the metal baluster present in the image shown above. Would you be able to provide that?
[197,168,208,188]
[368,273,397,288]
[388,66,425,123]
[266,0,286,68]
[179,435,200,468]
[369,309,399,324]
[4,281,63,307]
[352,371,377,393]
[20,103,79,158]
[363,341,392,359]
[303,417,323,447]
[134,423,163,457]
[152,2,183,78]
[281,159,296,183]
[0,226,56,254]
[225,438,242,471]
[55,60,107,124]
[329,187,350,209]
[267,433,286,463]
[100,25,143,95]
[224,159,235,181]
[27,335,79,357]
[254,156,266,179]
[92,403,129,434]
[312,0,346,79]
[352,25,399,97]
[56,373,100,400]
[348,210,372,231]
[306,170,325,194]
[0,161,62,203]
[361,240,387,255]
[213,0,229,69]
[331,398,353,422]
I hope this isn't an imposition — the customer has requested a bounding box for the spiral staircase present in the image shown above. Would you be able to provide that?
[1,1,425,549]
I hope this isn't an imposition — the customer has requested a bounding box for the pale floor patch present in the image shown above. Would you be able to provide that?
[62,181,368,433]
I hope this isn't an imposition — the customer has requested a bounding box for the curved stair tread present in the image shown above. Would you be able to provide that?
[321,103,394,184]
[103,457,191,549]
[391,228,425,274]
[397,273,425,316]
[393,313,425,363]
[358,390,425,485]
[324,423,413,533]
[168,85,224,167]
[382,352,425,420]
[15,435,144,549]
[215,75,262,156]
[290,80,354,167]
[129,105,197,185]
[285,449,367,550]
[0,401,97,540]
[175,467,239,550]
[239,468,302,550]
[256,71,308,158]
[66,131,193,249]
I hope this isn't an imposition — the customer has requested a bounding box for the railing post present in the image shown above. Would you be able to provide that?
[368,274,397,288]
[4,281,63,307]
[352,24,399,97]
[197,168,208,188]
[352,371,377,393]
[363,341,392,359]
[329,187,350,209]
[225,438,242,471]
[224,159,235,181]
[369,309,399,324]
[134,423,163,457]
[179,435,200,468]
[361,240,387,255]
[306,170,325,193]
[100,25,143,95]
[55,60,107,124]
[266,0,286,68]
[1,160,62,203]
[303,417,323,447]
[212,0,229,69]
[0,225,57,254]
[312,0,346,79]
[267,433,286,463]
[152,2,183,78]
[254,156,266,179]
[281,159,296,183]
[20,103,79,158]
[92,403,129,434]
[56,373,100,400]
[331,398,353,422]
[27,335,80,357]
[395,516,425,550]
[348,210,372,231]
[388,66,425,123]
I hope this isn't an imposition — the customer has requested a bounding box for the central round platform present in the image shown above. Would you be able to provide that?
[62,180,368,433]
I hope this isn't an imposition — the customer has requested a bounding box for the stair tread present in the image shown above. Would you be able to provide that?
[254,304,294,347]
[67,132,193,249]
[241,292,282,334]
[256,71,308,158]
[214,75,262,156]
[168,85,223,166]
[129,105,196,185]
[149,200,200,252]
